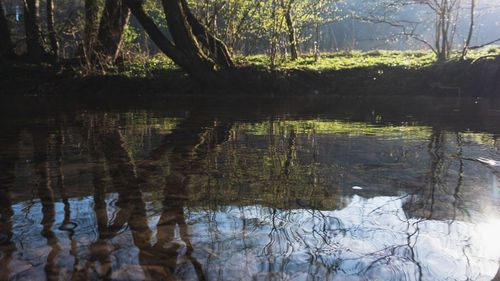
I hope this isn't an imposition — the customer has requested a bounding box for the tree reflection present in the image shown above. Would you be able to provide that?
[32,126,64,281]
[71,114,113,280]
[143,116,231,280]
[0,129,19,281]
[78,111,233,280]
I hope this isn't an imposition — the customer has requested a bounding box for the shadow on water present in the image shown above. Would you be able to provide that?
[1,95,500,280]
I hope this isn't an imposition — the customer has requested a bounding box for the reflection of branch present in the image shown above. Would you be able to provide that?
[449,133,464,227]
[283,128,296,177]
[425,129,444,220]
[406,219,423,281]
[179,220,207,281]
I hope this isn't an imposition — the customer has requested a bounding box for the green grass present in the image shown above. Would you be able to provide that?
[237,50,434,71]
[118,47,500,78]
[121,54,181,78]
[236,47,500,71]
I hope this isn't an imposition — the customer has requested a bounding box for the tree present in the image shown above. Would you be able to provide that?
[125,0,233,83]
[46,0,59,61]
[84,0,99,60]
[281,0,298,60]
[186,0,262,53]
[0,0,13,57]
[298,0,342,51]
[423,0,461,61]
[97,0,131,63]
[461,0,475,59]
[357,0,464,61]
[179,0,233,67]
[23,0,46,61]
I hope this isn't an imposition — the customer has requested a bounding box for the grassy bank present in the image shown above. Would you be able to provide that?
[119,47,500,78]
[2,48,500,97]
[242,47,500,70]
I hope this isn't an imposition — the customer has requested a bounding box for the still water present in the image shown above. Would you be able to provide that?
[1,96,500,281]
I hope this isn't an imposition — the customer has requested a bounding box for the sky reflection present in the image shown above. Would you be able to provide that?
[184,196,499,281]
[5,194,500,281]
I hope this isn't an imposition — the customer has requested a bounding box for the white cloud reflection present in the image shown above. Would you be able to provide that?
[187,195,500,281]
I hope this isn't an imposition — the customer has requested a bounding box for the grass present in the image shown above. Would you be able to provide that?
[238,50,435,71]
[237,47,500,71]
[117,47,500,78]
[121,53,182,78]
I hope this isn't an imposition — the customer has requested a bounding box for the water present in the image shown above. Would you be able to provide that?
[1,96,500,281]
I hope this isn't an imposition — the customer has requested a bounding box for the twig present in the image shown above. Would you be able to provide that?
[471,55,497,64]
[469,38,500,50]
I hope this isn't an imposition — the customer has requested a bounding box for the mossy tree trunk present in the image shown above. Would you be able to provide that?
[179,0,233,68]
[97,0,130,63]
[125,0,233,85]
[0,1,13,57]
[23,0,46,62]
[125,0,211,81]
[161,0,214,68]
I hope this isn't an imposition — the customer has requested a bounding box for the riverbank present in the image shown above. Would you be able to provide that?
[1,50,500,98]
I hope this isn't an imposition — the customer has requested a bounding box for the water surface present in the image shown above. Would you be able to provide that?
[1,96,500,281]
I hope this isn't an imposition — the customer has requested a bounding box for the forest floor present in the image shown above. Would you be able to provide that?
[1,48,500,98]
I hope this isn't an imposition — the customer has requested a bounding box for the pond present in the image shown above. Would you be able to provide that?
[1,96,500,281]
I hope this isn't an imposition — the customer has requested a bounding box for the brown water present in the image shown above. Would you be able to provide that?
[1,96,500,281]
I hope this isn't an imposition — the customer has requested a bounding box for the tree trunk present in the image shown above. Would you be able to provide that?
[437,4,449,62]
[0,1,13,57]
[284,7,298,60]
[46,0,59,61]
[162,0,213,65]
[97,0,131,63]
[84,0,99,59]
[126,0,233,84]
[23,0,45,62]
[180,0,233,68]
[461,0,475,60]
[125,0,217,84]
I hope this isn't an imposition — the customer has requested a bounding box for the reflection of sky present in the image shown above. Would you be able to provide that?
[8,195,141,280]
[186,196,500,280]
[7,194,500,280]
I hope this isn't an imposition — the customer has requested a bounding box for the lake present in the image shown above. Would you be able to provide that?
[1,96,500,281]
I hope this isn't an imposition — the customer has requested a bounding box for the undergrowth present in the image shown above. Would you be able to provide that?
[120,53,182,78]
